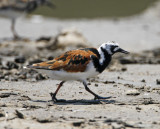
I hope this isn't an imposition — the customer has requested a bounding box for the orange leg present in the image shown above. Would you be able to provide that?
[50,81,65,102]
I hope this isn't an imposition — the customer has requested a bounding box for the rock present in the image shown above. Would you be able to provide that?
[0,93,17,98]
[141,79,146,83]
[36,73,46,81]
[156,79,160,85]
[141,98,155,105]
[136,107,142,111]
[36,117,54,123]
[112,122,124,129]
[125,89,140,96]
[0,75,4,79]
[15,56,26,63]
[6,61,19,70]
[121,67,127,71]
[104,81,115,84]
[4,76,9,81]
[0,112,4,117]
[95,83,98,87]
[72,121,84,127]
[47,28,88,50]
[15,110,25,119]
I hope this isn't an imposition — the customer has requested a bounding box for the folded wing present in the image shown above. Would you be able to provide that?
[28,48,99,72]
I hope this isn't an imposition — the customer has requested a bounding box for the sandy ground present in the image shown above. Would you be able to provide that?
[0,1,160,129]
[0,65,160,129]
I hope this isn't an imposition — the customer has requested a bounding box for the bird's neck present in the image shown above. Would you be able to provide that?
[94,47,112,73]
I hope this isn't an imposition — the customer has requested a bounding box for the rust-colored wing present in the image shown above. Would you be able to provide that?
[29,48,100,72]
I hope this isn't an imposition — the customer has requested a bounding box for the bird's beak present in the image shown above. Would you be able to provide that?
[45,0,56,9]
[117,48,129,54]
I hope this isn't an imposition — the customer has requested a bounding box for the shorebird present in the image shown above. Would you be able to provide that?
[0,0,54,39]
[25,41,129,102]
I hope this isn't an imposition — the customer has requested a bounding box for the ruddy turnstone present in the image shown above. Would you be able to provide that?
[0,0,54,39]
[25,41,129,102]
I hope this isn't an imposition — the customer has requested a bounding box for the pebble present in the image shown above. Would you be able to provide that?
[125,89,140,96]
[141,79,146,83]
[95,84,98,87]
[6,61,19,70]
[156,79,160,85]
[36,74,46,81]
[121,67,127,71]
[15,56,26,63]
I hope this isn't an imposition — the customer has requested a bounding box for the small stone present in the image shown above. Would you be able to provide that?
[113,85,117,87]
[0,75,4,79]
[104,81,115,84]
[72,121,84,127]
[87,82,91,85]
[125,89,140,96]
[7,61,19,69]
[95,84,98,87]
[15,110,24,119]
[112,122,124,129]
[0,112,4,117]
[156,79,160,85]
[15,56,26,63]
[121,67,127,71]
[11,77,18,81]
[36,74,46,80]
[136,107,141,110]
[141,79,146,83]
[4,76,9,81]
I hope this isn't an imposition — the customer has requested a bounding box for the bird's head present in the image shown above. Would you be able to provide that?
[99,41,129,55]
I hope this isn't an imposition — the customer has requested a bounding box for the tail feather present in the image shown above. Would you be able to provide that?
[23,64,50,70]
[23,65,35,69]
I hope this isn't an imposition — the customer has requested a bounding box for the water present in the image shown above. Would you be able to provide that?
[34,0,157,18]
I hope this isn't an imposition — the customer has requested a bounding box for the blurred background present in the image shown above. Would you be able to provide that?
[0,0,159,52]
[35,0,157,18]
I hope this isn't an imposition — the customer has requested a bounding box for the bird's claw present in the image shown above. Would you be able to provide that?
[50,92,66,102]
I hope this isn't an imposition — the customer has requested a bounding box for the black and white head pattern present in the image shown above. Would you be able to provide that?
[99,41,120,55]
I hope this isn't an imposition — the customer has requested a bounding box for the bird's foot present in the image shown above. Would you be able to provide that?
[94,95,112,100]
[50,92,66,102]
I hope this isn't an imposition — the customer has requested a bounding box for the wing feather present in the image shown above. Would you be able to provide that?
[29,48,99,72]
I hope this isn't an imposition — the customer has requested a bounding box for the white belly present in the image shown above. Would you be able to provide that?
[36,62,99,81]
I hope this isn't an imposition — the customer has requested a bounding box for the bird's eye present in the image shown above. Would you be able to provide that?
[110,46,118,53]
[113,46,119,52]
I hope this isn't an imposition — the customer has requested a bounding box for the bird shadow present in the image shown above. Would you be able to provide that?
[31,99,116,105]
